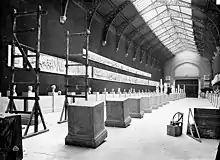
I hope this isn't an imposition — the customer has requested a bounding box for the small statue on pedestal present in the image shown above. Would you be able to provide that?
[51,85,56,93]
[117,88,121,94]
[133,89,135,93]
[28,86,33,93]
[13,85,17,96]
[48,85,58,96]
[112,89,115,97]
[58,91,62,95]
[88,87,92,94]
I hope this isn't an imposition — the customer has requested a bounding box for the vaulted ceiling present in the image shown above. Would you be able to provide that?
[64,0,220,66]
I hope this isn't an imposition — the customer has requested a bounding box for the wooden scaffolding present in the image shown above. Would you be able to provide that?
[5,5,49,139]
[58,25,90,124]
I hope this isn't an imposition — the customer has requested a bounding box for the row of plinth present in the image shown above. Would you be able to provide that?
[65,92,186,148]
[206,92,220,108]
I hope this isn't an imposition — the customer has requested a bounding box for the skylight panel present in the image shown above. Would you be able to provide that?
[170,47,181,53]
[148,9,168,25]
[160,34,170,41]
[131,0,197,55]
[162,33,176,43]
[163,39,173,45]
[170,33,179,40]
[182,0,191,3]
[180,7,192,15]
[183,19,192,25]
[176,27,186,34]
[151,20,163,31]
[142,9,158,22]
[169,6,180,12]
[133,0,152,12]
[167,43,177,49]
[157,26,172,37]
[156,5,167,13]
[186,28,193,32]
[161,17,170,23]
[155,27,167,36]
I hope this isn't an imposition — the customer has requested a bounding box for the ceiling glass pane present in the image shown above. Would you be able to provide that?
[180,7,192,15]
[155,27,167,35]
[182,0,191,3]
[162,17,170,23]
[169,6,180,12]
[151,20,163,29]
[163,39,173,45]
[142,9,158,22]
[160,34,170,41]
[133,0,152,12]
[183,18,192,24]
[156,6,167,13]
[132,0,197,55]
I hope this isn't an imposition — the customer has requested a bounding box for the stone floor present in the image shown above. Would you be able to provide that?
[23,98,219,160]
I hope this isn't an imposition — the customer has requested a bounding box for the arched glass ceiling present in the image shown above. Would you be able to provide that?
[132,0,198,55]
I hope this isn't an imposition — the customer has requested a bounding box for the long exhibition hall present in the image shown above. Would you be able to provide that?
[0,0,220,160]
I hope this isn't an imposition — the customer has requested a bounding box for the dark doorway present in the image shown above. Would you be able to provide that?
[175,79,198,98]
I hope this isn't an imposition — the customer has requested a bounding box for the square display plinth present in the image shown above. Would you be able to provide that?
[65,101,107,148]
[127,97,144,118]
[157,95,163,107]
[141,96,152,113]
[151,96,158,109]
[105,98,131,128]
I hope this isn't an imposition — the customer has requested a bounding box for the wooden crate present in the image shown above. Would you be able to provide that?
[167,124,182,137]
[0,113,23,160]
[194,108,220,139]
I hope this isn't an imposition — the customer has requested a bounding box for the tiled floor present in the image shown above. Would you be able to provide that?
[23,98,219,160]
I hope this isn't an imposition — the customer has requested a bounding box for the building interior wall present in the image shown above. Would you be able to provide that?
[0,0,161,95]
[164,50,212,89]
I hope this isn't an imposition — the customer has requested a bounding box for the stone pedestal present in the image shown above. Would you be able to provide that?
[151,95,158,109]
[157,95,163,107]
[164,94,169,105]
[127,97,144,118]
[105,98,131,128]
[142,96,152,113]
[65,101,107,148]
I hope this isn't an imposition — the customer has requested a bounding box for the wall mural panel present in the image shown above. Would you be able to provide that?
[8,45,93,77]
[93,67,159,86]
[7,45,158,86]
[83,49,152,78]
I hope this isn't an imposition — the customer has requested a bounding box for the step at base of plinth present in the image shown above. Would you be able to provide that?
[105,117,131,128]
[152,105,158,109]
[130,111,144,118]
[65,129,107,148]
[144,109,152,113]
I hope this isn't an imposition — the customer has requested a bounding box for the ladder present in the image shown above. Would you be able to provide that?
[5,5,49,139]
[186,108,201,142]
[57,29,90,124]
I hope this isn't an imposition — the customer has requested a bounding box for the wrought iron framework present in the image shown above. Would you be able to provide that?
[114,0,219,56]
